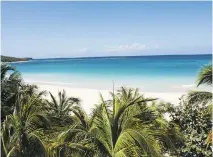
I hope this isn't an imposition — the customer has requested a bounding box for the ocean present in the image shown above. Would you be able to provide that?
[10,54,212,92]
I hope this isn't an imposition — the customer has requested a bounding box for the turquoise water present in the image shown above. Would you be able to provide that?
[10,54,212,92]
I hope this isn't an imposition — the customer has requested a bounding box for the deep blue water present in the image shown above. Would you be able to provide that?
[11,54,212,78]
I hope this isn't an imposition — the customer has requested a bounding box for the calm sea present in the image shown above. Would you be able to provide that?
[10,54,212,92]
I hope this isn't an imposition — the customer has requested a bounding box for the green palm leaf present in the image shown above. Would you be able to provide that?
[187,91,212,105]
[197,63,212,87]
[114,128,162,157]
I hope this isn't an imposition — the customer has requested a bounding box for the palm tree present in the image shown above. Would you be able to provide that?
[17,84,47,106]
[1,63,22,120]
[45,90,80,119]
[20,84,46,97]
[53,87,181,156]
[44,90,81,129]
[45,93,91,157]
[1,94,50,157]
[187,63,212,104]
[1,64,46,121]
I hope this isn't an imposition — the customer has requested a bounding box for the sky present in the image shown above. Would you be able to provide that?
[1,1,212,58]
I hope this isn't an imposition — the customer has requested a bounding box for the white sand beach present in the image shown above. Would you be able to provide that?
[33,83,184,114]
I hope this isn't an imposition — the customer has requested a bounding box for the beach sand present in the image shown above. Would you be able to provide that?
[35,83,184,114]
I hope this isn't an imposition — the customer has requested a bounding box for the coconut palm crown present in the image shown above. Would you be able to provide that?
[187,63,212,105]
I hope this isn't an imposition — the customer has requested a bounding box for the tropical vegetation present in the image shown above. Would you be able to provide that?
[1,55,32,62]
[1,63,212,157]
[165,63,212,156]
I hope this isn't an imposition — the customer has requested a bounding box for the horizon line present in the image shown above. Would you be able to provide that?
[2,53,212,60]
[32,53,212,60]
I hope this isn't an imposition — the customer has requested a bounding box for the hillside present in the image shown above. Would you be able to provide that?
[1,55,32,62]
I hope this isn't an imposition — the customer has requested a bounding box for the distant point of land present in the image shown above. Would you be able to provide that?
[1,55,32,62]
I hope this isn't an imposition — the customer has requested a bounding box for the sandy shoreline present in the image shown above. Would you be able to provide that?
[34,83,184,114]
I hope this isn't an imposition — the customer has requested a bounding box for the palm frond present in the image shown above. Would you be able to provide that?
[197,63,212,87]
[90,103,113,156]
[114,128,162,157]
[1,63,16,80]
[187,91,212,105]
[49,92,59,110]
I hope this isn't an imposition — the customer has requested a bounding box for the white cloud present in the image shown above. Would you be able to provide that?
[105,43,147,52]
